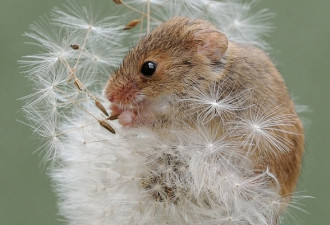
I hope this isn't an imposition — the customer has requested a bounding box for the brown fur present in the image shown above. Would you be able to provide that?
[223,42,304,197]
[105,17,304,203]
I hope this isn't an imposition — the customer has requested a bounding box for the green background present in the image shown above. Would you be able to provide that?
[1,0,329,224]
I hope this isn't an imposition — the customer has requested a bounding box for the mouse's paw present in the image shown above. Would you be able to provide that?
[118,111,136,127]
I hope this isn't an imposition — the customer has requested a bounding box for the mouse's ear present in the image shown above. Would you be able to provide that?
[193,30,228,62]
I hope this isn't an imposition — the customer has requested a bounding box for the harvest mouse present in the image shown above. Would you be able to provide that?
[105,17,304,203]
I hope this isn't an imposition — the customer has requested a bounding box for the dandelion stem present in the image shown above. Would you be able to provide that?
[121,1,159,22]
[54,121,97,137]
[139,4,145,36]
[79,105,99,120]
[58,32,108,117]
[85,139,110,144]
[56,98,90,106]
[74,26,92,69]
[147,0,150,33]
[53,86,107,124]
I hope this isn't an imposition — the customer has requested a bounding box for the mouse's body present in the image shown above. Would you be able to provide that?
[105,17,304,213]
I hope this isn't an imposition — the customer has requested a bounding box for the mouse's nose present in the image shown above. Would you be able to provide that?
[108,95,115,102]
[107,90,119,103]
[106,87,117,103]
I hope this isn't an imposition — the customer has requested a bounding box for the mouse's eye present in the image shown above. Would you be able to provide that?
[141,61,157,76]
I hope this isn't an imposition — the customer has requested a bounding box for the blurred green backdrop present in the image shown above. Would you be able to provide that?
[1,0,329,224]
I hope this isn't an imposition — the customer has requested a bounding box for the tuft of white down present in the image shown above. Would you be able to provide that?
[51,101,283,225]
[21,1,309,225]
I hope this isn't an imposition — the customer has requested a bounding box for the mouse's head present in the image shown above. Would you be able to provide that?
[105,17,228,126]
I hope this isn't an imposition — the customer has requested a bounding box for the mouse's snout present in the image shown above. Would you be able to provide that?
[106,81,140,105]
[105,85,115,103]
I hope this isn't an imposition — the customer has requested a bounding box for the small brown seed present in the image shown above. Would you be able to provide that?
[95,100,109,116]
[113,0,123,4]
[70,44,79,50]
[74,79,83,91]
[123,19,141,30]
[107,114,119,120]
[99,120,116,134]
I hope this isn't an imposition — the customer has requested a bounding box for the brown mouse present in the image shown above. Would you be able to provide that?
[105,17,304,207]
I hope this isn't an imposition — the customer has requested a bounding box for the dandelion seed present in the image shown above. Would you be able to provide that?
[113,0,123,4]
[70,44,79,50]
[207,0,274,49]
[123,19,141,30]
[181,81,251,124]
[228,106,298,156]
[20,21,77,76]
[52,2,125,39]
[98,120,116,134]
[74,79,83,91]
[95,99,109,116]
[108,114,119,120]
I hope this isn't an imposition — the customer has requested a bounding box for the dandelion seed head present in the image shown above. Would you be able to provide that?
[206,0,275,49]
[252,123,261,131]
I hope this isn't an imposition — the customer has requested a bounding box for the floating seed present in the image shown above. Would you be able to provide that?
[95,100,109,116]
[99,120,116,134]
[113,0,123,4]
[107,114,119,120]
[123,19,141,30]
[70,44,79,50]
[74,79,83,91]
